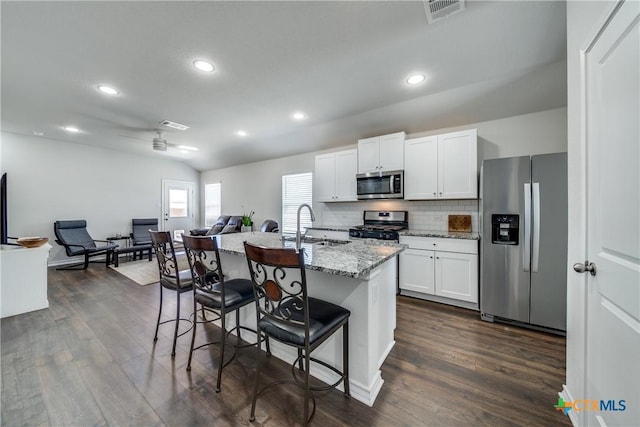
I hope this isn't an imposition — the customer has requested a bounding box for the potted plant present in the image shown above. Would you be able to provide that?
[241,210,254,232]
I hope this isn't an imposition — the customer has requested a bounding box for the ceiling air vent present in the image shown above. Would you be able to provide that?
[423,0,465,24]
[160,120,189,131]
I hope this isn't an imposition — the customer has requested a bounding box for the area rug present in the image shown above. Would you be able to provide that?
[110,255,190,286]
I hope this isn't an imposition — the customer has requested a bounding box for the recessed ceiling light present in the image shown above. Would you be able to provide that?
[292,112,306,120]
[193,59,215,72]
[236,130,248,137]
[63,126,80,133]
[406,74,426,85]
[97,85,119,95]
[177,145,199,152]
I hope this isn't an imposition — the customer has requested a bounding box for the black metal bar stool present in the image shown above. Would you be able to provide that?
[149,230,193,358]
[243,242,350,425]
[182,234,262,392]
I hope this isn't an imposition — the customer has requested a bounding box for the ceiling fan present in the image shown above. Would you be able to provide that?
[152,130,170,151]
[120,129,198,152]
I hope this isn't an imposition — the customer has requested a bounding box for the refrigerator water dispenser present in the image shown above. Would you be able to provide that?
[491,214,519,245]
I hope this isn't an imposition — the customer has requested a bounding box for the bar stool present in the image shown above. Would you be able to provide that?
[149,230,193,358]
[243,242,350,425]
[182,234,259,392]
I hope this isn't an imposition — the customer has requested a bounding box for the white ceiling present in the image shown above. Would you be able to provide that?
[1,1,567,172]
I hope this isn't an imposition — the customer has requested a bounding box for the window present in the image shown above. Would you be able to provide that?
[282,172,313,234]
[204,182,222,226]
[169,189,188,217]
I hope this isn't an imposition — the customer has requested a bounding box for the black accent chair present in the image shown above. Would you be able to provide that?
[54,220,118,270]
[244,242,350,425]
[112,218,157,267]
[259,219,279,233]
[149,230,193,358]
[182,235,263,392]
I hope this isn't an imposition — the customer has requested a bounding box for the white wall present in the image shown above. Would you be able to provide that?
[411,107,567,164]
[200,151,315,230]
[1,132,199,264]
[200,107,567,231]
[565,1,614,424]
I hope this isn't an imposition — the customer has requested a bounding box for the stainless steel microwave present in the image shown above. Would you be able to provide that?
[356,170,403,200]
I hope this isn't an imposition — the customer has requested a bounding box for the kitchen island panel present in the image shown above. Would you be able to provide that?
[214,248,397,406]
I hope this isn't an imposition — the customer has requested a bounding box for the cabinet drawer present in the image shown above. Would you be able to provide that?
[399,236,478,254]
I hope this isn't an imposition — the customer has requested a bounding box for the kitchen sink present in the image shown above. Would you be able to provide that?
[282,236,351,247]
[312,239,350,247]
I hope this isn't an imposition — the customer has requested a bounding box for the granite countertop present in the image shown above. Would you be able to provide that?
[399,229,480,240]
[307,225,480,240]
[214,232,404,279]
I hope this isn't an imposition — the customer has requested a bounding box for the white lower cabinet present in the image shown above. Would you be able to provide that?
[399,248,435,294]
[399,236,478,308]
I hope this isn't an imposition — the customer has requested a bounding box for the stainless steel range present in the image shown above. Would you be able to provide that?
[349,210,408,241]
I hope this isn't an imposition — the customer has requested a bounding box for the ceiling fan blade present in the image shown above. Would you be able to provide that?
[118,134,148,143]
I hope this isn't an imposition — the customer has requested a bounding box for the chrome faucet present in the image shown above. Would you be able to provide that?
[296,203,315,250]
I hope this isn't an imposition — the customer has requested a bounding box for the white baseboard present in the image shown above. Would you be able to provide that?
[48,255,109,267]
[560,384,579,426]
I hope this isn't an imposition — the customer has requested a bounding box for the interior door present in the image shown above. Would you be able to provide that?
[583,2,639,426]
[161,179,195,241]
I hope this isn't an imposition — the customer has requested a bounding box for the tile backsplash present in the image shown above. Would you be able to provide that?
[316,199,479,232]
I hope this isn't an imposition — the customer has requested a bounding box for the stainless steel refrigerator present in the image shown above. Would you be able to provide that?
[480,153,567,332]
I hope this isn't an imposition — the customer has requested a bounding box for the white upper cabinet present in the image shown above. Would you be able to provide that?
[438,129,478,199]
[404,129,477,200]
[404,136,438,199]
[315,153,336,202]
[357,137,379,174]
[334,149,358,200]
[357,132,405,173]
[314,149,357,202]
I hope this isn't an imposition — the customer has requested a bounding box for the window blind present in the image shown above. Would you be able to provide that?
[281,172,313,234]
[204,182,222,226]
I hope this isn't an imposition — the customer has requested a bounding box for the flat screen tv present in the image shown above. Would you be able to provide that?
[1,172,8,245]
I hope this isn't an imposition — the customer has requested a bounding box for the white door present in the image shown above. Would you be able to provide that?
[161,179,195,241]
[582,2,639,426]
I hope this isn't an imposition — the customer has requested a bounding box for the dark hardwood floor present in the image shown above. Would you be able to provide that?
[1,264,570,426]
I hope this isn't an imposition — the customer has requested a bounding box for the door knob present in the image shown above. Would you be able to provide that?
[573,261,597,276]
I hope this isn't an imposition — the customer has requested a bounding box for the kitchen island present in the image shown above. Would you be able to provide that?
[209,232,404,406]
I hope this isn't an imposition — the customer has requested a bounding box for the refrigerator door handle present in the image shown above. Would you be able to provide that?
[532,182,540,273]
[523,183,531,272]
